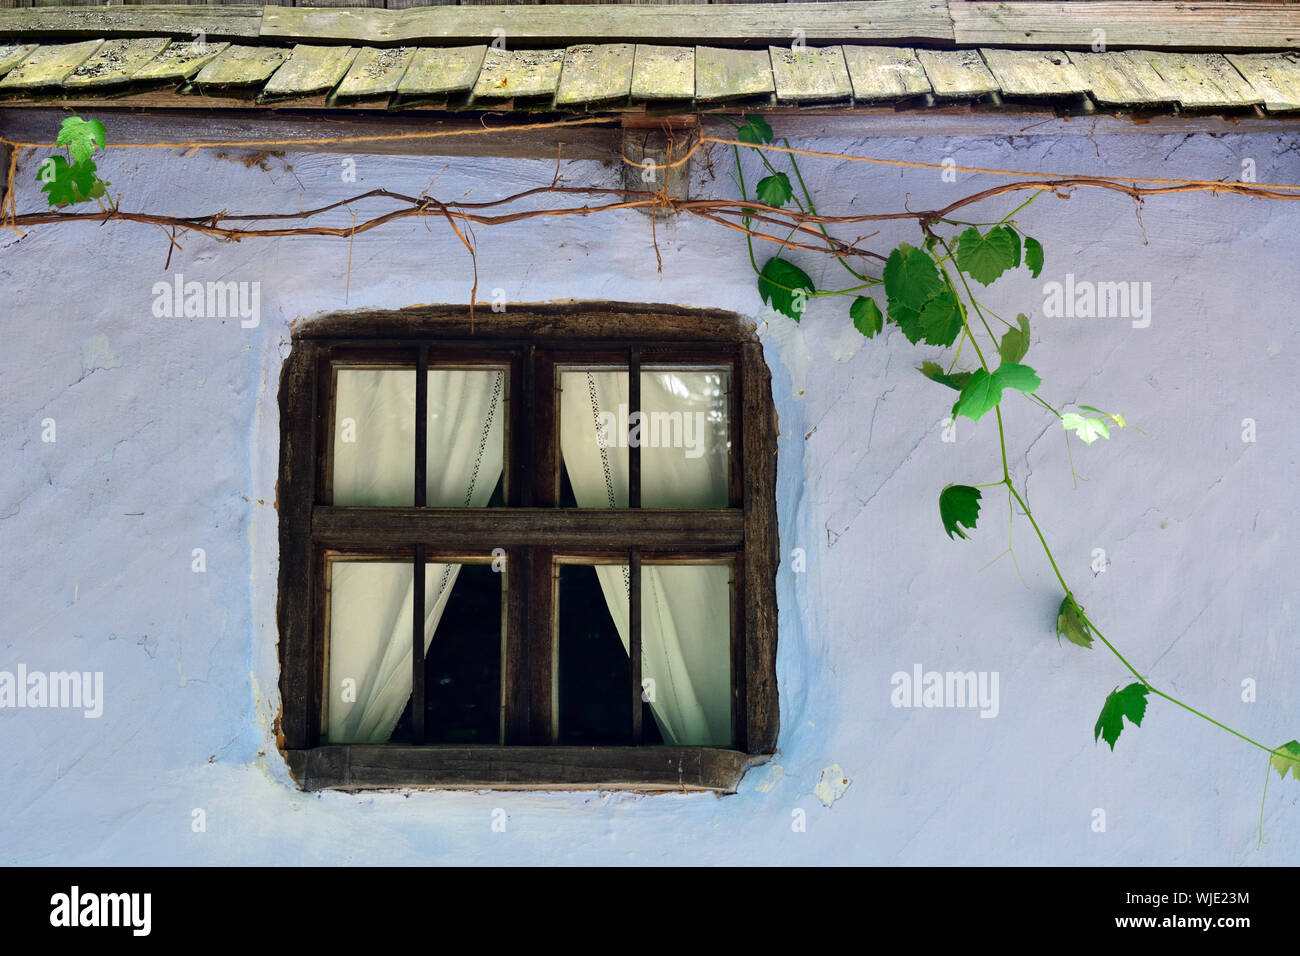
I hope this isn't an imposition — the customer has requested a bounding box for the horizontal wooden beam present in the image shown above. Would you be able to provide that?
[261,2,954,48]
[6,105,1295,170]
[3,3,1298,54]
[950,2,1300,52]
[312,506,745,550]
[0,6,263,42]
[295,302,756,342]
[0,107,622,160]
[284,745,768,791]
[0,0,1298,76]
[700,110,1300,139]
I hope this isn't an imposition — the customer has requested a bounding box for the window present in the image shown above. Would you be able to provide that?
[277,305,778,792]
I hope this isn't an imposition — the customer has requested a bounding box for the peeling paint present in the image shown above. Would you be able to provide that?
[754,764,785,793]
[80,333,122,374]
[824,322,865,362]
[759,313,810,400]
[814,765,851,807]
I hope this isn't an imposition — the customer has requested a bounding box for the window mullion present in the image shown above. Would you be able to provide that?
[518,347,534,508]
[412,346,428,745]
[629,345,641,509]
[529,547,556,743]
[536,350,559,507]
[630,548,642,745]
[503,547,531,745]
[412,543,426,745]
[415,345,428,508]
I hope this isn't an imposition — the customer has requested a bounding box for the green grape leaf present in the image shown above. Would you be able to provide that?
[736,115,773,146]
[1062,412,1111,445]
[888,302,925,344]
[918,361,973,391]
[850,296,884,338]
[951,369,999,422]
[883,244,946,344]
[955,225,1020,286]
[1056,596,1094,648]
[939,484,982,540]
[998,313,1031,364]
[1024,236,1044,278]
[1270,740,1300,781]
[68,157,99,197]
[995,362,1042,394]
[37,154,106,207]
[56,115,107,165]
[951,362,1041,422]
[758,256,814,321]
[37,155,77,206]
[1078,405,1131,430]
[918,286,964,347]
[755,172,792,208]
[883,244,945,313]
[1094,682,1151,750]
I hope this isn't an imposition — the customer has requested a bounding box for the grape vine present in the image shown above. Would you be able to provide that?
[727,113,1300,817]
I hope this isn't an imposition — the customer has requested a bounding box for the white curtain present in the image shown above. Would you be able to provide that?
[559,370,733,746]
[327,368,504,743]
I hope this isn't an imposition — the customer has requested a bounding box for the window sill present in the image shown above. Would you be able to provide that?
[284,745,770,793]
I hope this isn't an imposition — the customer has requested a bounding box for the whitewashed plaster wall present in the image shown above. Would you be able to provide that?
[1,124,1297,865]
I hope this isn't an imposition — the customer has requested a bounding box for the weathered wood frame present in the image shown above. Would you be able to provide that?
[278,303,778,792]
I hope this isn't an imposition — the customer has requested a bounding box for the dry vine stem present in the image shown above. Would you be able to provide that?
[3,122,1299,319]
[6,177,1300,246]
[5,118,1300,246]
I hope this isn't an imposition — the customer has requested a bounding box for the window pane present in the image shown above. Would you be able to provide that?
[426,368,507,508]
[642,563,732,746]
[391,562,503,744]
[332,368,416,506]
[559,368,629,508]
[641,368,730,508]
[324,558,503,744]
[557,563,633,745]
[557,560,731,747]
[333,366,508,507]
[558,366,730,509]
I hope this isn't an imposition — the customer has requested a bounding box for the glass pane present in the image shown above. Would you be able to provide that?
[641,368,730,508]
[559,368,629,508]
[557,561,731,747]
[332,368,416,506]
[427,367,507,507]
[391,562,503,744]
[324,558,503,744]
[642,564,732,746]
[557,563,664,745]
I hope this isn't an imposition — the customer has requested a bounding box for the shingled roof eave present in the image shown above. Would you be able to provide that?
[2,4,1300,116]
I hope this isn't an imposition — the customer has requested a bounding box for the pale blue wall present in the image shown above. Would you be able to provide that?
[1,126,1297,864]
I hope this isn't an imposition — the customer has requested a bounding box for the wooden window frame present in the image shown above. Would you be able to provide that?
[277,304,778,793]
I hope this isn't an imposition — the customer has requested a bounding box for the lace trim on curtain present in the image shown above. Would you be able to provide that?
[435,368,504,597]
[584,372,631,597]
